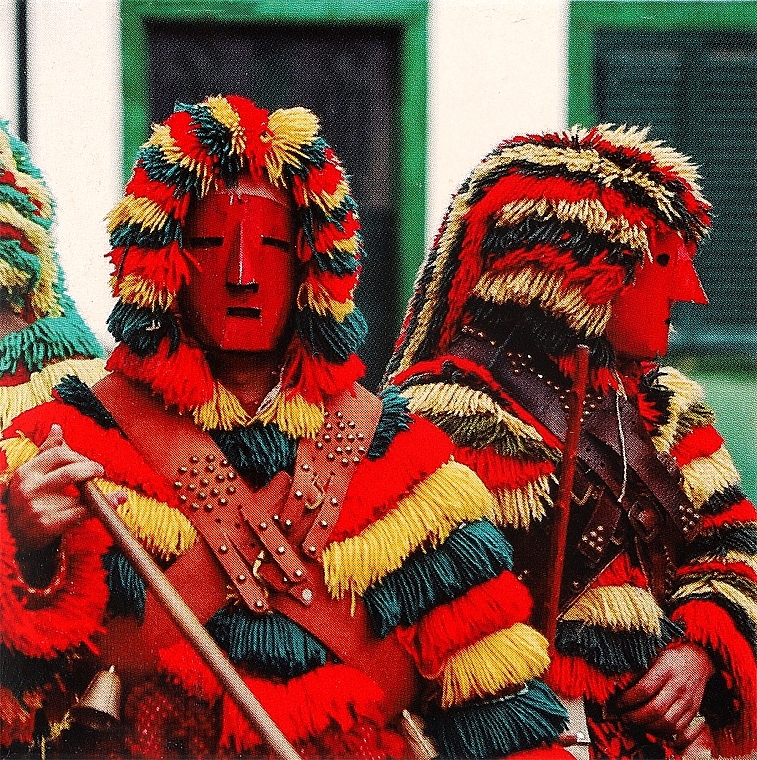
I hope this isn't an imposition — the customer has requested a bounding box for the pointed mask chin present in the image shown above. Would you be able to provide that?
[606,228,707,361]
[181,176,298,353]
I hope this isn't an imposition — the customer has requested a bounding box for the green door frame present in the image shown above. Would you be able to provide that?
[568,1,757,126]
[120,0,428,313]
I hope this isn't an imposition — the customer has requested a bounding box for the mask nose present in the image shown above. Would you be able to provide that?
[672,244,708,304]
[225,213,258,288]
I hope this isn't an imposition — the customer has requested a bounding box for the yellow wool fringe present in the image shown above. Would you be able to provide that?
[206,96,246,156]
[439,623,551,708]
[488,474,553,530]
[474,267,612,335]
[297,282,354,321]
[332,235,361,257]
[192,382,253,431]
[0,358,107,431]
[673,577,757,628]
[652,368,706,454]
[116,272,174,311]
[680,445,740,509]
[563,584,665,635]
[146,125,214,197]
[402,382,545,443]
[0,433,39,483]
[107,195,169,235]
[0,257,32,293]
[253,392,324,439]
[93,478,197,561]
[303,182,351,214]
[323,459,495,598]
[265,107,320,185]
[0,129,53,219]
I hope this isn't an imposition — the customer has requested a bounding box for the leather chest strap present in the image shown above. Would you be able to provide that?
[449,336,700,541]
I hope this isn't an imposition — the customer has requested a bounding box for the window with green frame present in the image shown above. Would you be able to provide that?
[569,1,757,498]
[120,0,428,390]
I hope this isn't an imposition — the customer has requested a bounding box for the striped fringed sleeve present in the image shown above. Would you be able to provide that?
[651,368,757,759]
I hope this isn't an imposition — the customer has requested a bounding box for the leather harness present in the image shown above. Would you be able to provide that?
[92,373,420,717]
[448,335,701,625]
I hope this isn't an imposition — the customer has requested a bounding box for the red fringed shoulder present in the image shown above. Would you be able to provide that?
[452,444,555,492]
[670,425,724,468]
[332,416,454,542]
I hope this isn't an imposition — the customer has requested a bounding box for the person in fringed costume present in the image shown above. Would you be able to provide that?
[1,96,582,759]
[0,120,107,752]
[385,125,757,760]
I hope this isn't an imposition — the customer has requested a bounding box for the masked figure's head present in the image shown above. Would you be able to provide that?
[106,96,366,437]
[0,120,101,371]
[386,125,711,385]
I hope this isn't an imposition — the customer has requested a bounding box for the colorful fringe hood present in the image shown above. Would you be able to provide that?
[106,95,365,436]
[386,124,711,385]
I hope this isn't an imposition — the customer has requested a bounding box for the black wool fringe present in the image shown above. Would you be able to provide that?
[55,375,120,430]
[686,523,757,562]
[103,548,146,621]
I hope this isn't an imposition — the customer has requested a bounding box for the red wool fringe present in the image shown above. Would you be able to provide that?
[0,686,43,748]
[0,506,110,659]
[699,498,757,531]
[163,110,216,175]
[157,638,223,702]
[280,336,364,405]
[397,571,533,677]
[591,552,648,589]
[107,339,215,412]
[677,559,757,586]
[303,267,359,303]
[125,165,191,220]
[220,664,386,751]
[113,242,194,299]
[0,222,34,253]
[225,95,271,169]
[507,748,575,759]
[545,651,635,703]
[453,445,554,492]
[332,416,453,542]
[672,599,757,758]
[311,210,361,255]
[670,425,724,468]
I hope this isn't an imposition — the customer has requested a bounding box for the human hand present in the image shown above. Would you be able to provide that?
[7,424,105,551]
[613,642,714,747]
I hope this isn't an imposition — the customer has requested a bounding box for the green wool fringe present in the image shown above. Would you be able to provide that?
[55,375,119,430]
[107,300,179,357]
[110,217,182,250]
[426,679,569,759]
[555,617,684,675]
[363,519,514,637]
[205,607,328,680]
[297,308,367,363]
[104,548,146,621]
[0,313,103,374]
[210,422,297,488]
[367,386,412,460]
[140,145,200,197]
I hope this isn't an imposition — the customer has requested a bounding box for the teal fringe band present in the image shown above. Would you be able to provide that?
[363,519,514,637]
[107,300,179,357]
[555,617,684,675]
[104,548,146,621]
[426,679,569,759]
[209,422,297,488]
[297,308,367,363]
[0,312,103,374]
[367,386,412,460]
[205,607,328,680]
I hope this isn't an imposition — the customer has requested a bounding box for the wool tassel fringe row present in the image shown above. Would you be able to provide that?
[545,651,636,703]
[685,523,757,563]
[53,374,119,431]
[439,624,551,707]
[425,679,569,759]
[0,359,106,430]
[653,368,708,452]
[561,584,666,635]
[192,381,253,431]
[107,300,179,358]
[210,422,297,488]
[254,391,325,440]
[680,445,742,510]
[367,386,412,461]
[266,107,321,184]
[324,462,497,598]
[103,548,146,620]
[555,618,684,676]
[363,519,514,636]
[296,308,367,364]
[0,433,40,478]
[93,477,197,562]
[489,475,554,530]
[205,607,328,680]
[673,578,757,630]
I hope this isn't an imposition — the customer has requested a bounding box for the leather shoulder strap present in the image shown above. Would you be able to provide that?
[448,336,700,541]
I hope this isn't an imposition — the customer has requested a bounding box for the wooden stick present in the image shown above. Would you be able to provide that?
[544,344,591,648]
[83,481,301,760]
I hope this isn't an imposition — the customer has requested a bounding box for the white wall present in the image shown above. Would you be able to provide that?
[1,0,569,350]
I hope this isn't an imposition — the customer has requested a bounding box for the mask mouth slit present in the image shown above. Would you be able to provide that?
[227,307,262,319]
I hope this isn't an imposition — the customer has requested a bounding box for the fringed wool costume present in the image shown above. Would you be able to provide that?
[0,122,106,751]
[1,98,571,759]
[386,126,757,759]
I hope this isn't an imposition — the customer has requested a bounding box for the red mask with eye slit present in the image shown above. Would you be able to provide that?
[606,228,708,361]
[182,176,297,353]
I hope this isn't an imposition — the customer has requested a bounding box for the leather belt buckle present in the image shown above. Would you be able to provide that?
[629,496,661,542]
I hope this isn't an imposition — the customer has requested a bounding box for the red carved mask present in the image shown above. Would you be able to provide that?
[606,228,707,361]
[182,175,297,353]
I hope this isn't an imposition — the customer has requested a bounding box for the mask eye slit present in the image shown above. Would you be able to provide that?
[188,236,223,248]
[261,236,291,252]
